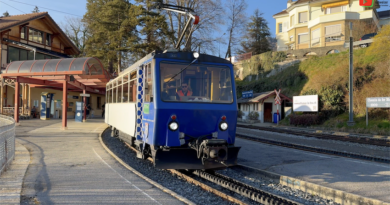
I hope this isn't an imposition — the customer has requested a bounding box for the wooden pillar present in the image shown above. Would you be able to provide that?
[83,89,86,122]
[62,80,68,129]
[21,84,25,115]
[28,85,31,116]
[14,78,20,124]
[0,82,3,115]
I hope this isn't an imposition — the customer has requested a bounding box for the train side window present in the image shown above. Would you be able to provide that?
[130,80,136,102]
[145,63,153,102]
[123,73,129,103]
[113,81,117,103]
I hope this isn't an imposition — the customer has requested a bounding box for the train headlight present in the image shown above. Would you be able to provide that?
[219,122,228,131]
[169,122,179,131]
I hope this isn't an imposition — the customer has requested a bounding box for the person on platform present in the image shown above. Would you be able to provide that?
[101,102,105,118]
[176,82,192,101]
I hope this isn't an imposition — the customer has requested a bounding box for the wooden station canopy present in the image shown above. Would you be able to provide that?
[0,57,110,129]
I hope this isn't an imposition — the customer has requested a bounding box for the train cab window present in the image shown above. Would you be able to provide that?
[160,62,233,103]
[145,63,153,102]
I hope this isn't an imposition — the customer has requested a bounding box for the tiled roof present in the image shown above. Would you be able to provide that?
[378,10,390,18]
[0,12,48,31]
[273,10,288,16]
[237,91,275,103]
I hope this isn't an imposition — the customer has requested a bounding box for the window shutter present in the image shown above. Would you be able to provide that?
[299,12,308,23]
[283,22,288,32]
[325,25,341,37]
[298,33,309,44]
[312,29,321,44]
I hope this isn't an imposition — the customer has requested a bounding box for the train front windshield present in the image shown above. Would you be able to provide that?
[160,62,233,103]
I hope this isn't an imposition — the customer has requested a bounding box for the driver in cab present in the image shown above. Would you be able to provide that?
[176,82,192,100]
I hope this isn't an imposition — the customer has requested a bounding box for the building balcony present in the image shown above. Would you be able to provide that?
[308,10,376,28]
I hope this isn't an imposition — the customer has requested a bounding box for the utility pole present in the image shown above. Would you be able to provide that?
[347,22,355,126]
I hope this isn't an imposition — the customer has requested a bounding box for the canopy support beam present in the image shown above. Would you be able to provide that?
[62,80,68,130]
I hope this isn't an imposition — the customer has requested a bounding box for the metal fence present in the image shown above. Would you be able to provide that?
[0,115,15,176]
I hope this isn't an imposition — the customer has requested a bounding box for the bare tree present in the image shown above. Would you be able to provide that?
[224,0,247,59]
[162,0,224,53]
[61,17,87,57]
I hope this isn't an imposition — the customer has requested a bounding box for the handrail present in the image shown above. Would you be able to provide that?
[0,114,16,176]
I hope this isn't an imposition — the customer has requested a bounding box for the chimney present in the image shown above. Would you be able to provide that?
[287,0,293,8]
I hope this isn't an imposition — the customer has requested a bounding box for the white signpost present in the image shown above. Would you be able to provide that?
[293,95,319,112]
[80,94,90,97]
[274,89,281,125]
[366,97,390,126]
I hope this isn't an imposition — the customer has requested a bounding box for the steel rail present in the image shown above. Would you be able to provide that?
[236,133,390,164]
[237,124,390,147]
[192,170,302,205]
[122,142,247,205]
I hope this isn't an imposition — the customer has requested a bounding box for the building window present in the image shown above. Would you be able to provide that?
[46,33,52,46]
[299,12,308,23]
[298,33,309,44]
[312,28,320,46]
[325,25,342,42]
[20,26,27,39]
[28,28,43,44]
[278,23,282,33]
[290,15,295,26]
[290,35,294,42]
[326,5,347,14]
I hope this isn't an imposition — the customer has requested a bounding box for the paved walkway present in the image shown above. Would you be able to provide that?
[1,119,182,204]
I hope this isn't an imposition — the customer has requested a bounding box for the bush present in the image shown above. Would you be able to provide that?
[290,114,320,126]
[248,111,259,120]
[238,110,244,118]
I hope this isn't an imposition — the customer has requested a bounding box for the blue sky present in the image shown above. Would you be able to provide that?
[0,0,388,57]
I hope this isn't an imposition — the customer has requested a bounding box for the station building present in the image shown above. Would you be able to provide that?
[0,12,109,129]
[237,90,292,123]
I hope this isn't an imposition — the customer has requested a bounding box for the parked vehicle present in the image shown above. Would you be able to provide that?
[359,33,377,48]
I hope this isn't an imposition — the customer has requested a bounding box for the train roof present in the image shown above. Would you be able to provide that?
[120,50,232,75]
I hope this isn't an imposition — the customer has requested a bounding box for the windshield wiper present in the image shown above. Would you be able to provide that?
[166,58,198,84]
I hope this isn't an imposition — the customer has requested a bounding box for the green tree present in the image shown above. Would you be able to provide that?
[3,11,10,17]
[132,0,173,59]
[239,9,270,55]
[83,0,139,74]
[32,6,40,13]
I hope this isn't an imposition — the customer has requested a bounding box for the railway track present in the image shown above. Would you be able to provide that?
[122,142,301,205]
[236,133,390,164]
[237,124,390,147]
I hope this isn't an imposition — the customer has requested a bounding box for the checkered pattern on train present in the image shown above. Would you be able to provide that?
[136,66,144,141]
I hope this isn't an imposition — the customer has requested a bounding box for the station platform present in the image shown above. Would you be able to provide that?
[0,119,183,204]
[235,128,390,203]
[237,121,390,140]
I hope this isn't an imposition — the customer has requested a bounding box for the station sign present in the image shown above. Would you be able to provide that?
[80,94,91,97]
[293,95,318,112]
[242,90,253,98]
[366,97,390,108]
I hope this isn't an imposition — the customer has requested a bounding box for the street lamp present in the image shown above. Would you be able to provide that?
[218,33,226,58]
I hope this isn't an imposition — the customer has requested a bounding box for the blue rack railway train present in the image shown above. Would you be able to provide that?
[105,50,240,170]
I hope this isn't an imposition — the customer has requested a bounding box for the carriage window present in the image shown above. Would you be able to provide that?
[145,63,153,102]
[160,62,233,103]
[130,80,136,102]
[117,82,123,103]
[113,82,117,103]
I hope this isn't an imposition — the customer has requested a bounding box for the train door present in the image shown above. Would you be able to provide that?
[142,63,155,145]
[264,103,273,122]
